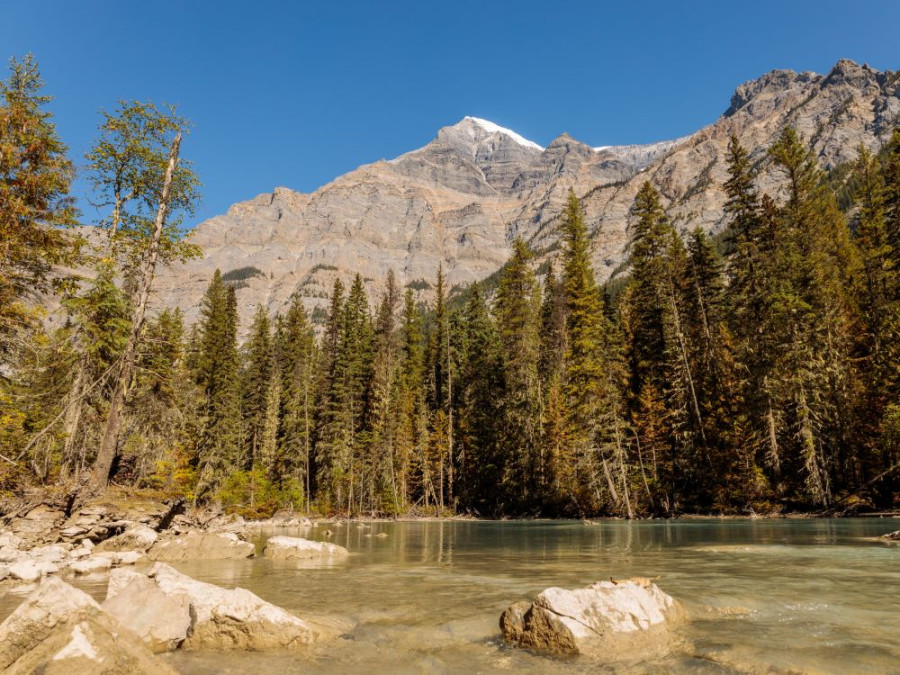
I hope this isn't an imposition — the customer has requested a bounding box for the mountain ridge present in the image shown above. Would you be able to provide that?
[153,59,899,331]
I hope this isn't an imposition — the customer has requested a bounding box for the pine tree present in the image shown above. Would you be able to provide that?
[427,265,455,510]
[767,127,862,505]
[455,285,503,513]
[561,190,631,516]
[276,293,316,507]
[316,275,373,512]
[494,239,542,507]
[195,272,243,499]
[851,136,900,501]
[395,289,428,510]
[367,271,402,512]
[241,305,273,473]
[0,54,77,359]
[683,228,744,507]
[723,136,777,496]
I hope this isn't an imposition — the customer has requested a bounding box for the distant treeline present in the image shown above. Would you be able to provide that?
[2,54,899,517]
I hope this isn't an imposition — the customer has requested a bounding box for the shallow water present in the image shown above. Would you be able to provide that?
[4,518,900,673]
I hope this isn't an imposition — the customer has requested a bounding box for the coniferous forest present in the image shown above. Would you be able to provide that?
[3,56,900,518]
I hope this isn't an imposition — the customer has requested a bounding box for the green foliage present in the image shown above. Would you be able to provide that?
[222,266,264,282]
[405,279,431,291]
[216,468,305,519]
[85,99,201,283]
[0,54,78,358]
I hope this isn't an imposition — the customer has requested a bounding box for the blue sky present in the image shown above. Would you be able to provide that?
[2,0,897,226]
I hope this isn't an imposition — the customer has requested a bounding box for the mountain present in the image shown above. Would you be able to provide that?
[154,59,899,330]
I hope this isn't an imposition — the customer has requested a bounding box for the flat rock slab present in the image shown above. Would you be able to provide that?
[147,531,255,561]
[500,578,681,657]
[264,536,349,560]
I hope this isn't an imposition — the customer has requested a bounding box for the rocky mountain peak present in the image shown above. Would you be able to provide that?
[153,59,899,336]
[823,58,879,90]
[724,67,820,117]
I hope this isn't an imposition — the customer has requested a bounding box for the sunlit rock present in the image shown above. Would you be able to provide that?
[147,530,255,561]
[102,572,191,652]
[145,562,338,649]
[500,578,681,657]
[263,535,349,561]
[0,576,175,674]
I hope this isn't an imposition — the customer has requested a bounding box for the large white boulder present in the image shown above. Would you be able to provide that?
[147,562,332,649]
[0,576,176,674]
[263,535,349,561]
[102,572,191,653]
[147,530,255,561]
[500,578,681,657]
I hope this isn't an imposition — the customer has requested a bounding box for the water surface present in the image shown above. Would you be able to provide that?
[4,518,899,673]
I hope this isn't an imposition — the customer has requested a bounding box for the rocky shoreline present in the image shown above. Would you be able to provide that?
[2,491,898,671]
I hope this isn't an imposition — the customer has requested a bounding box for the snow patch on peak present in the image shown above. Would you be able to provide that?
[464,116,544,152]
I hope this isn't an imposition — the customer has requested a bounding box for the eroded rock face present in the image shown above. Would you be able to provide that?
[500,579,681,657]
[263,535,349,560]
[147,530,255,561]
[0,576,175,674]
[144,60,898,336]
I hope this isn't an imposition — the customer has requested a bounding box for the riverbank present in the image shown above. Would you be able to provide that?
[4,517,900,673]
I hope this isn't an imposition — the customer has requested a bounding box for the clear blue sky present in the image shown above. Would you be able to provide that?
[2,0,897,226]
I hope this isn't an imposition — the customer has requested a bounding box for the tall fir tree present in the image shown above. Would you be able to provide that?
[195,272,243,498]
[494,239,543,507]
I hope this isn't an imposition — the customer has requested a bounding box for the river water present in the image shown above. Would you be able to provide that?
[4,518,900,673]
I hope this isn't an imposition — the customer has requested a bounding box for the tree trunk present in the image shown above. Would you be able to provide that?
[90,133,182,488]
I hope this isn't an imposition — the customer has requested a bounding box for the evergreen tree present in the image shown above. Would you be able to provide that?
[367,271,402,512]
[395,289,428,510]
[767,127,861,504]
[0,54,77,359]
[455,285,503,513]
[276,293,317,507]
[561,190,631,516]
[195,272,243,498]
[241,305,273,473]
[494,239,542,507]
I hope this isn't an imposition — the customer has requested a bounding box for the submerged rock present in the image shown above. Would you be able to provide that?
[500,578,681,657]
[0,576,174,674]
[147,530,255,561]
[264,535,349,560]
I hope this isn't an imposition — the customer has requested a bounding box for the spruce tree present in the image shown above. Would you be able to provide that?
[0,54,77,359]
[195,272,243,498]
[395,289,428,510]
[241,305,273,473]
[455,284,503,513]
[494,239,543,507]
[277,293,317,507]
[768,127,861,504]
[561,190,631,516]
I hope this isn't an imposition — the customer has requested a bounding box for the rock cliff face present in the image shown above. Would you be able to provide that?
[154,60,899,331]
